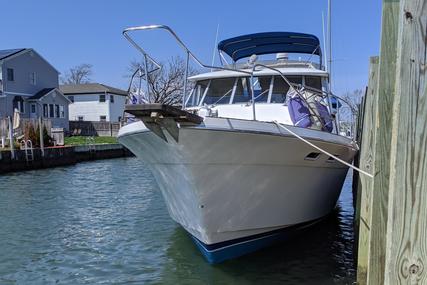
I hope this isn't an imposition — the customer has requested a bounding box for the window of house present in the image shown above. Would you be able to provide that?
[110,95,114,103]
[78,116,84,121]
[7,68,14,81]
[100,115,107,122]
[29,72,36,85]
[60,105,65,118]
[68,96,74,103]
[55,105,60,118]
[99,94,106,102]
[43,104,48,118]
[31,104,36,114]
[49,104,54,118]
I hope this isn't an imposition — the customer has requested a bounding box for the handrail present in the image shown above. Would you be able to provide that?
[251,63,328,131]
[122,24,358,140]
[123,25,252,75]
[123,25,252,109]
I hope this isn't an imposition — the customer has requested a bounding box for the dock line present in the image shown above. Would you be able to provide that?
[273,121,374,178]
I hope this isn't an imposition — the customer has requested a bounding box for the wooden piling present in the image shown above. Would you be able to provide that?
[384,0,427,282]
[356,56,379,283]
[356,0,427,283]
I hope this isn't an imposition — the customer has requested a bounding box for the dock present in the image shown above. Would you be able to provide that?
[354,0,427,283]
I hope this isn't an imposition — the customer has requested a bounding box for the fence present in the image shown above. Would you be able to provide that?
[69,121,121,137]
[0,117,52,147]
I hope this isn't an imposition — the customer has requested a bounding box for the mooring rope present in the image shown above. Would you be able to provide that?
[273,121,374,178]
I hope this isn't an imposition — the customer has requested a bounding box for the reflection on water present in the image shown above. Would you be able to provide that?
[0,158,355,284]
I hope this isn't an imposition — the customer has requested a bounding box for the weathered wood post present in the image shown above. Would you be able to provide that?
[356,56,380,282]
[384,0,427,282]
[357,0,427,283]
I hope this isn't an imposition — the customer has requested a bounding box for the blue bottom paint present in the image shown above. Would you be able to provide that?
[190,222,317,263]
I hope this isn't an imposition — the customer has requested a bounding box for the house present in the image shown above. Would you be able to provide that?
[0,48,70,129]
[60,83,128,122]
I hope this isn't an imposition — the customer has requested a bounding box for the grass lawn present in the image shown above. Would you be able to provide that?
[64,136,118,146]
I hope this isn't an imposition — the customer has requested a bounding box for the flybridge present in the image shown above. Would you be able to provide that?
[217,32,322,63]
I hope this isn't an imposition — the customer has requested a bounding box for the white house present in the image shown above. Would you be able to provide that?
[60,83,128,122]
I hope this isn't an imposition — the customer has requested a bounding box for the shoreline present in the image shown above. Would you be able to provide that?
[0,144,134,174]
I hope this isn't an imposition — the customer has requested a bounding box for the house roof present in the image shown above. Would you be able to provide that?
[29,88,56,100]
[0,49,26,60]
[60,83,128,96]
[27,87,71,103]
[0,48,60,74]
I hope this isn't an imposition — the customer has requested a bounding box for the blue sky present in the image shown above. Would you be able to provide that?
[2,0,381,95]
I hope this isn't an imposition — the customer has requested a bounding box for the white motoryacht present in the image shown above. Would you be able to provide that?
[118,25,357,263]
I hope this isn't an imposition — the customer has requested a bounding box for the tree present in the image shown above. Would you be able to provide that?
[61,64,93,84]
[127,56,197,106]
[339,89,364,122]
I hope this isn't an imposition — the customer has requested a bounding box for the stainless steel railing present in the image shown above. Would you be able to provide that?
[123,25,252,108]
[123,25,357,139]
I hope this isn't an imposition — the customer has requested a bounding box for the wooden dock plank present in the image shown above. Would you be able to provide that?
[385,0,427,283]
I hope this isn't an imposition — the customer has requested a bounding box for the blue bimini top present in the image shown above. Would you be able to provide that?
[217,32,321,62]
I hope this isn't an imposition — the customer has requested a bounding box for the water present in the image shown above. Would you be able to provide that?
[0,158,356,284]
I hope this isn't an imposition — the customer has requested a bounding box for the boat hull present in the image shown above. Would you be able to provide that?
[118,118,356,262]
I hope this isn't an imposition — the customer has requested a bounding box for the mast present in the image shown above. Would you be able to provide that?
[322,11,328,71]
[327,0,332,87]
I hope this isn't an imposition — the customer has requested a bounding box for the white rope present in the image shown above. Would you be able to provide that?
[273,121,374,178]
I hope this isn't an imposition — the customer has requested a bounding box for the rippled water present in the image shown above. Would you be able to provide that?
[0,158,356,284]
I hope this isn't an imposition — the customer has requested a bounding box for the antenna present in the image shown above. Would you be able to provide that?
[211,22,220,71]
[322,11,328,72]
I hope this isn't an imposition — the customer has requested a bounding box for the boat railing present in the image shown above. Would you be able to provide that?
[250,63,358,139]
[123,25,358,140]
[123,25,252,108]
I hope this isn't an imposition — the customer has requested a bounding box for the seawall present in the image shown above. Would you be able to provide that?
[0,144,134,174]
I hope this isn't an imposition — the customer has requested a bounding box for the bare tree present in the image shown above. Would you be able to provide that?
[338,89,364,121]
[61,64,93,84]
[127,57,197,106]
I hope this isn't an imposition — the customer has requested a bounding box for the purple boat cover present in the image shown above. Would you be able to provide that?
[288,97,312,128]
[315,102,334,132]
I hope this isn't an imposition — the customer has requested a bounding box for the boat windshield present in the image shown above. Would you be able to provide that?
[186,75,323,107]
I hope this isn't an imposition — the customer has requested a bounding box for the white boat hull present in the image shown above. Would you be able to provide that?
[118,118,356,248]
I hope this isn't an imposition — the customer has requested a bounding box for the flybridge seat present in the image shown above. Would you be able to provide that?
[218,32,322,63]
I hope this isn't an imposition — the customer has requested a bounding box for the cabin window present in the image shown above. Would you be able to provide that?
[68,96,74,103]
[31,104,36,114]
[252,77,271,103]
[305,76,322,90]
[100,115,106,122]
[201,78,236,105]
[99,94,106,102]
[78,116,84,121]
[270,76,302,103]
[110,95,114,103]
